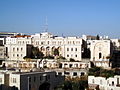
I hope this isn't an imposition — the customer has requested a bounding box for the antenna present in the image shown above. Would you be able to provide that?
[44,16,48,32]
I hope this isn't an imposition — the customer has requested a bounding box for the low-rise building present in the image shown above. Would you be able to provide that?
[89,40,113,68]
[88,75,120,90]
[46,68,87,78]
[59,61,90,69]
[0,70,64,90]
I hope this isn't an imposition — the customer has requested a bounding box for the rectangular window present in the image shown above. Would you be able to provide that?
[17,48,19,51]
[117,78,119,85]
[41,42,43,45]
[69,64,73,68]
[13,78,16,83]
[75,48,77,51]
[112,81,114,86]
[67,55,69,57]
[64,72,70,75]
[34,77,36,82]
[17,54,19,57]
[71,48,73,51]
[67,48,69,51]
[0,53,3,56]
[75,55,77,57]
[0,78,2,83]
[58,72,62,75]
[48,41,49,44]
[73,41,75,44]
[73,72,77,76]
[40,76,42,81]
[13,48,15,51]
[21,48,23,51]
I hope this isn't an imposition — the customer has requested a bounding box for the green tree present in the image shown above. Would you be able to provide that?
[44,55,54,59]
[70,58,75,62]
[96,34,100,40]
[53,48,59,56]
[57,56,66,60]
[32,47,44,59]
[62,81,72,90]
[79,80,88,90]
[88,66,115,78]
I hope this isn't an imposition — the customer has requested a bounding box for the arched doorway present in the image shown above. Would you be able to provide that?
[39,82,50,90]
[99,52,102,59]
[46,46,50,56]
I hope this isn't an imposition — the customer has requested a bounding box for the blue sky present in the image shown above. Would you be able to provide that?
[0,0,120,38]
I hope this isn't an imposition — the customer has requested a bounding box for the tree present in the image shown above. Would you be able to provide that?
[63,81,73,90]
[96,34,100,40]
[31,47,44,59]
[43,55,54,59]
[53,48,59,56]
[88,66,115,78]
[32,47,39,58]
[70,58,75,62]
[78,80,88,90]
[57,56,66,60]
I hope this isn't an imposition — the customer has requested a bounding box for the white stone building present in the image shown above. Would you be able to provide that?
[5,44,32,61]
[0,70,64,90]
[0,38,5,45]
[31,32,83,61]
[89,40,113,68]
[59,61,90,69]
[88,75,120,90]
[46,68,87,78]
[5,32,84,61]
[6,35,32,45]
[2,60,37,68]
[6,37,17,45]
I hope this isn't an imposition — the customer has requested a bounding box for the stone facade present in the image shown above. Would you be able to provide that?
[5,44,32,61]
[0,71,64,90]
[88,76,120,90]
[89,40,112,68]
[5,32,83,61]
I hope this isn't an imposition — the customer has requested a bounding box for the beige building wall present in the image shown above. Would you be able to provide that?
[88,76,120,90]
[0,73,5,85]
[5,44,32,61]
[5,32,83,61]
[9,71,64,90]
[90,40,111,61]
[31,33,83,61]
[0,46,6,60]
